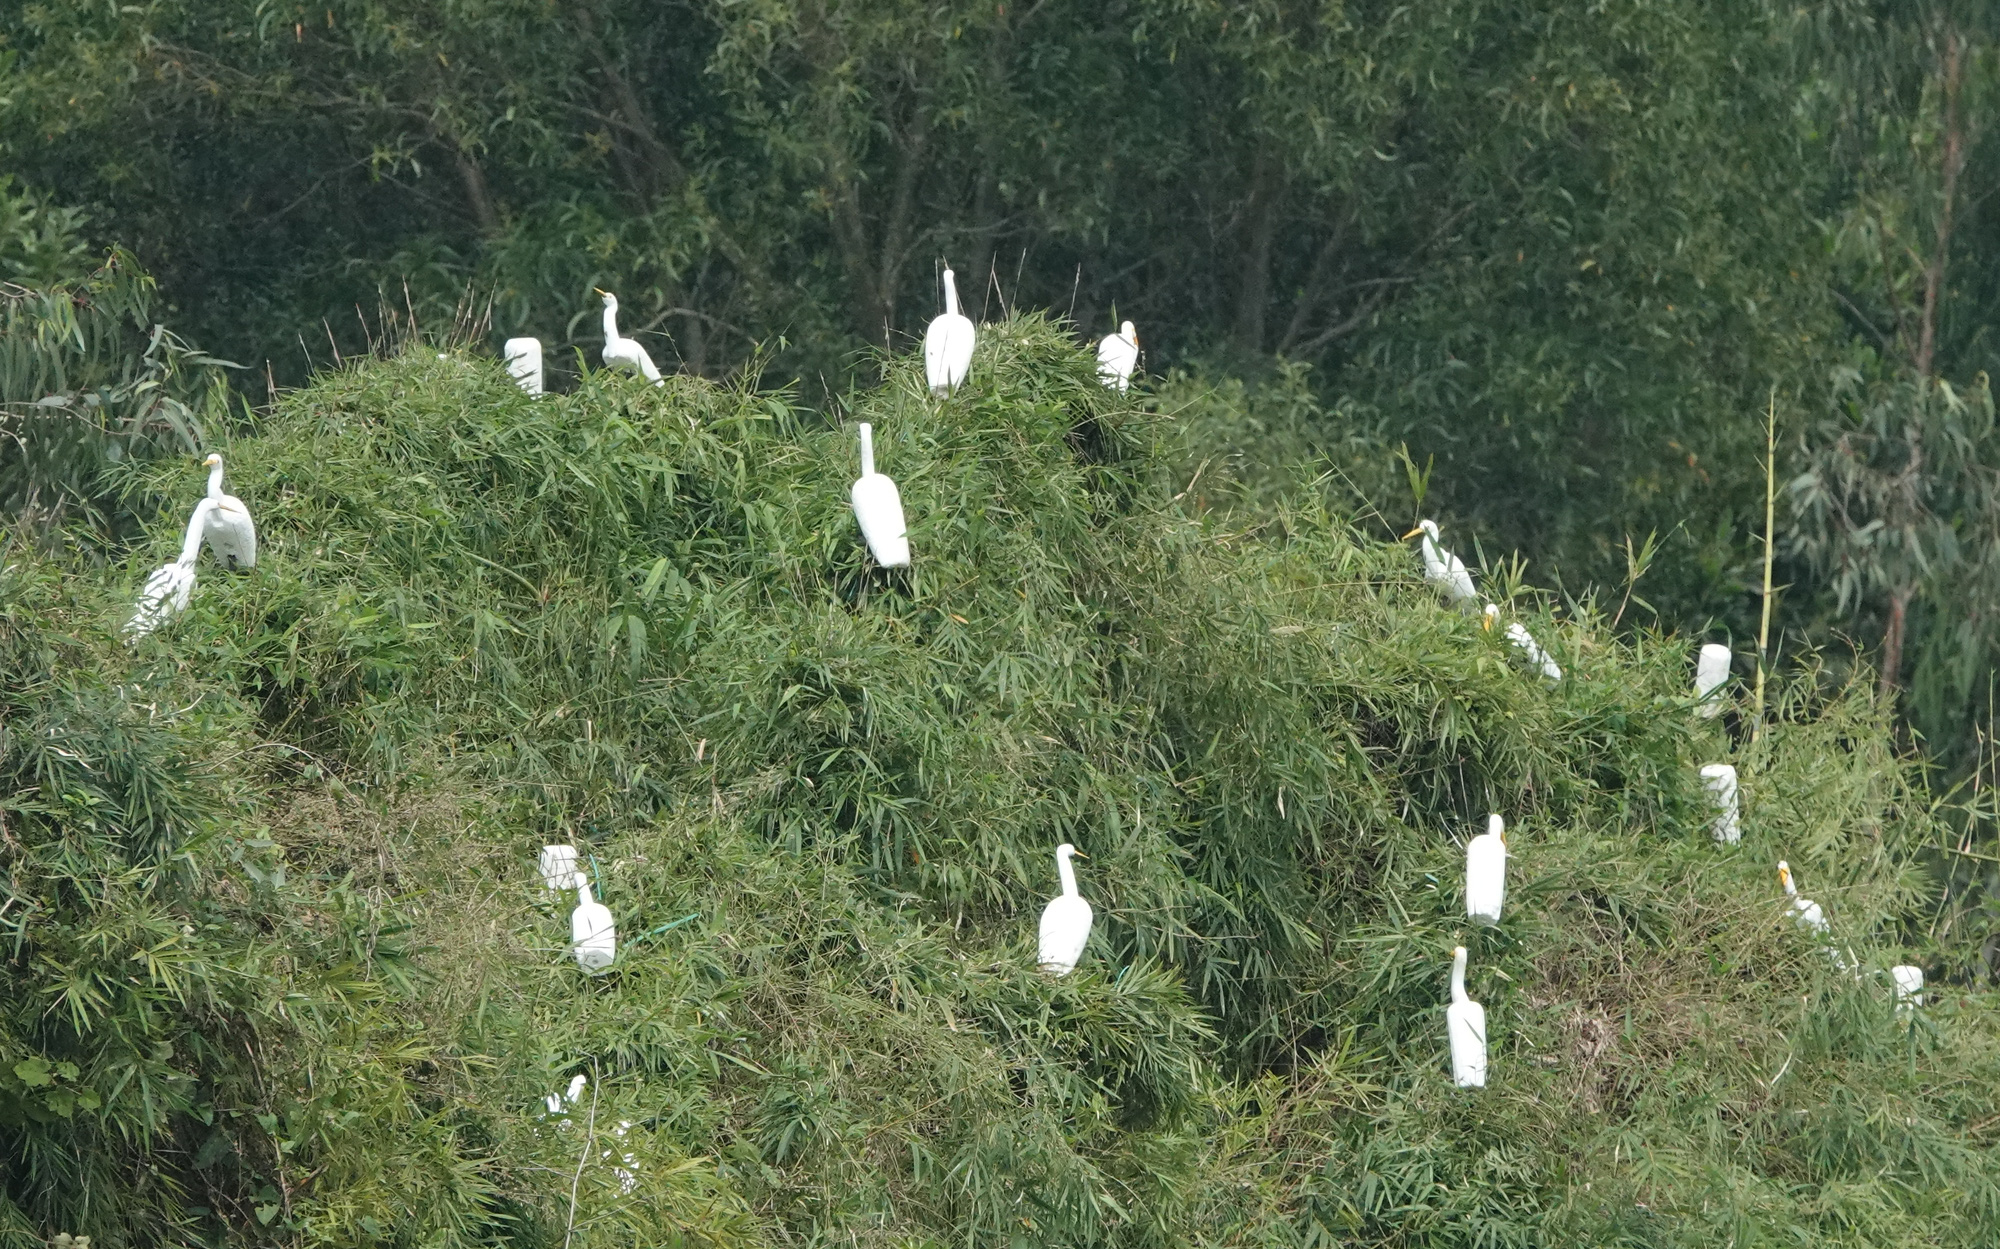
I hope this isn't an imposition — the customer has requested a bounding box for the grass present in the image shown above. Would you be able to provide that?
[0,315,1995,1247]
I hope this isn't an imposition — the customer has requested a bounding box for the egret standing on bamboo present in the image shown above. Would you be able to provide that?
[850,423,910,567]
[539,844,581,891]
[1890,965,1924,1017]
[1446,946,1487,1088]
[1038,843,1093,976]
[1097,321,1139,391]
[1465,814,1508,926]
[505,337,544,395]
[595,289,663,386]
[923,266,975,395]
[1777,860,1829,936]
[1694,644,1732,717]
[571,877,618,973]
[199,453,257,571]
[1404,519,1478,606]
[1698,764,1741,844]
[1484,604,1563,682]
[126,498,217,639]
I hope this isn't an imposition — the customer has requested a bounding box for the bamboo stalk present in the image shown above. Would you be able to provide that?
[1752,388,1777,742]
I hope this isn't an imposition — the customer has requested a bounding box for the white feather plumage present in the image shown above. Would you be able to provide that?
[1038,843,1093,976]
[1096,321,1139,391]
[923,268,975,395]
[1465,814,1507,926]
[597,290,664,386]
[200,453,257,571]
[850,422,911,567]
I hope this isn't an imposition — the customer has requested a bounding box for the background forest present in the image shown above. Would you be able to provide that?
[6,1,2000,1245]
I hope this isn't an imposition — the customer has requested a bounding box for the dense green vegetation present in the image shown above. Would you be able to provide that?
[6,2,2000,1242]
[5,2,2000,762]
[3,324,1997,1245]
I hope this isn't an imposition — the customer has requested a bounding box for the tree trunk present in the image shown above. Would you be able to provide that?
[1233,147,1283,352]
[453,146,499,233]
[1879,584,1911,700]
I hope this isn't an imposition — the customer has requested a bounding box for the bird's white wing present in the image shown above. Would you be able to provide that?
[127,563,195,637]
[204,500,258,570]
[851,474,911,567]
[1096,334,1137,389]
[925,314,975,393]
[1506,622,1562,681]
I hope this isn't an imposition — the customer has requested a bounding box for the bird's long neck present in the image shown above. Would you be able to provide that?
[178,500,214,564]
[206,460,225,499]
[942,269,961,318]
[858,423,875,477]
[575,879,595,906]
[1450,948,1468,1003]
[602,303,622,345]
[1056,850,1078,898]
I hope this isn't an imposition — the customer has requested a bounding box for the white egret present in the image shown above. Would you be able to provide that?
[1446,946,1487,1089]
[850,422,911,568]
[539,844,581,891]
[543,1074,639,1193]
[126,498,216,639]
[1465,814,1507,926]
[1890,964,1924,1016]
[1403,520,1478,606]
[504,337,544,395]
[595,289,663,386]
[199,453,257,571]
[1096,321,1139,391]
[923,267,975,395]
[1694,644,1732,717]
[1483,604,1563,682]
[1038,843,1093,976]
[1698,764,1741,844]
[1777,860,1829,937]
[544,1072,590,1114]
[571,878,618,973]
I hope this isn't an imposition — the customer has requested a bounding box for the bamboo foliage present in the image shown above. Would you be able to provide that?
[1,321,1996,1245]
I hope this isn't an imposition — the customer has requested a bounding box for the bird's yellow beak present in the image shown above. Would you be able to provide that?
[1071,849,1089,859]
[1482,612,1496,631]
[202,453,221,467]
[593,287,609,297]
[1401,527,1424,541]
[1777,865,1791,888]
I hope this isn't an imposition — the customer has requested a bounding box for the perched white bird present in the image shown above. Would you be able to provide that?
[849,422,910,568]
[539,844,581,891]
[126,498,217,639]
[542,1074,639,1192]
[1096,321,1139,391]
[199,453,257,571]
[1890,964,1924,1017]
[1465,814,1508,926]
[923,266,975,395]
[1698,764,1741,844]
[1446,945,1487,1089]
[571,878,618,973]
[1777,860,1829,937]
[595,289,663,386]
[505,337,544,395]
[544,1073,590,1114]
[1694,644,1732,717]
[1484,603,1563,681]
[1038,843,1094,976]
[1403,520,1478,606]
